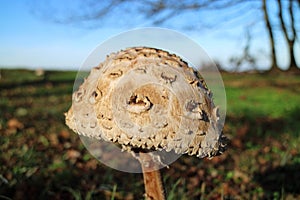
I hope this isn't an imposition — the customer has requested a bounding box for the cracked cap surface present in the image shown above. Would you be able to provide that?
[65,47,226,158]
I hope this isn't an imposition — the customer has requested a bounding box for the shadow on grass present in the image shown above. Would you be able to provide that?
[227,107,300,198]
[253,163,300,197]
[227,106,300,139]
[0,166,140,200]
[285,107,300,135]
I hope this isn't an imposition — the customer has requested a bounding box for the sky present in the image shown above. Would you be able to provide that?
[0,1,298,71]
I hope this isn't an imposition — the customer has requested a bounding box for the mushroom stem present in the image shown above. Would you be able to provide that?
[139,152,166,200]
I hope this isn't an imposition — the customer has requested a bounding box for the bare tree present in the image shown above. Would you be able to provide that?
[31,0,251,29]
[277,0,299,72]
[262,0,279,72]
[31,0,299,72]
[229,28,257,72]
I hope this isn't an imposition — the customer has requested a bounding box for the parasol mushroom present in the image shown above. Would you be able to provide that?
[65,47,226,199]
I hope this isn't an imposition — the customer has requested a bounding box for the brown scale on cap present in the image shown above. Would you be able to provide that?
[65,47,226,159]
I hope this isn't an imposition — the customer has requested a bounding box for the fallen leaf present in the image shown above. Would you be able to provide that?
[187,176,200,190]
[236,123,249,138]
[85,159,98,170]
[59,130,70,140]
[66,149,81,160]
[233,170,250,183]
[7,118,24,130]
[48,133,59,146]
[231,138,243,148]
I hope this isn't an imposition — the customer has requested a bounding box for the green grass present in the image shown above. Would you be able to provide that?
[1,69,300,199]
[224,74,300,118]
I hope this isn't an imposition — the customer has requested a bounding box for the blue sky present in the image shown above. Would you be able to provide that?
[0,1,298,71]
[0,1,124,69]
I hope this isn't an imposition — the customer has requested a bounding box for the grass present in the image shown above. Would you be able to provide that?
[1,68,300,199]
[224,73,300,116]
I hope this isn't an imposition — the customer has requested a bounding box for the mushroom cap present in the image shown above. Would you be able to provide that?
[65,47,226,158]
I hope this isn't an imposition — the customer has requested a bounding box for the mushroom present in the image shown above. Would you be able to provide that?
[65,47,226,199]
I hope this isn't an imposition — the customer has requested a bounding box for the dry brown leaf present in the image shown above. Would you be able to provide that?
[66,149,81,160]
[7,118,24,130]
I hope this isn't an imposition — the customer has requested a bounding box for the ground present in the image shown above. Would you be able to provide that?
[0,69,300,199]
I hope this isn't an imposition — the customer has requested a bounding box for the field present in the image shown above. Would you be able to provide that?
[1,69,300,200]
